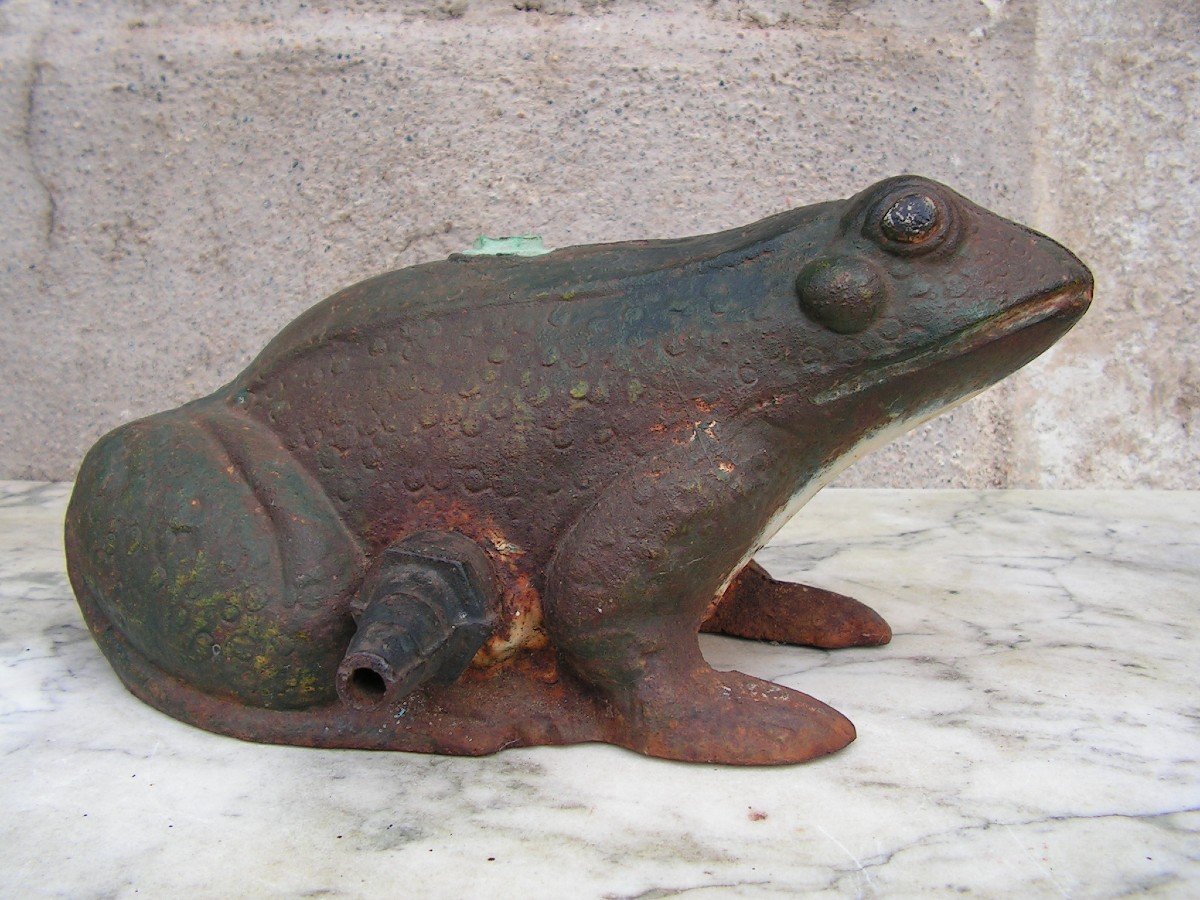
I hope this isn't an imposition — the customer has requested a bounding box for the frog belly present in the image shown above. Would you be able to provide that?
[715,386,989,598]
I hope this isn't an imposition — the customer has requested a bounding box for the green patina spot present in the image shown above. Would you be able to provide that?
[172,551,207,596]
[627,378,645,403]
[570,381,589,399]
[510,395,535,429]
[461,235,551,257]
[221,597,243,623]
[287,671,321,699]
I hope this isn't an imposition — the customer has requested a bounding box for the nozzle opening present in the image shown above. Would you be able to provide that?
[349,667,387,701]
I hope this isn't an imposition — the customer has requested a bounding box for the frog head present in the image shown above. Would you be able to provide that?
[769,176,1092,456]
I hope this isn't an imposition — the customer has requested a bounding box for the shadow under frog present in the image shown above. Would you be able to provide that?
[64,176,1091,765]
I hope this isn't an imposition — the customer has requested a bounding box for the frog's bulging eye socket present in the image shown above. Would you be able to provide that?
[864,184,960,257]
[796,256,888,334]
[881,194,939,243]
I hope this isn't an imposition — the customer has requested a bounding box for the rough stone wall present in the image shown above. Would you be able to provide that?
[1,0,1195,485]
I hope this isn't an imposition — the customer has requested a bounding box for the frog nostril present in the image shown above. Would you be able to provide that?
[796,256,889,335]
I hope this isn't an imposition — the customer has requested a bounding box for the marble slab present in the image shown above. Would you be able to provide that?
[1,482,1197,897]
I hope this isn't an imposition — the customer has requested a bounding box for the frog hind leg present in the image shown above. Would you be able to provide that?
[65,400,366,717]
[701,561,892,649]
[543,445,856,765]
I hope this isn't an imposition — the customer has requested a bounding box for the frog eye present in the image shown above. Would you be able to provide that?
[864,184,960,257]
[796,256,888,334]
[881,194,939,243]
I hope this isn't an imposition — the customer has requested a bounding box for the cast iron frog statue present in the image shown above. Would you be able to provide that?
[65,176,1091,765]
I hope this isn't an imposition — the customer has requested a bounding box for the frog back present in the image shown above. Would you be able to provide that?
[223,206,818,562]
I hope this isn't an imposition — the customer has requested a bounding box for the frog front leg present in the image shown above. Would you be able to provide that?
[543,426,855,765]
[701,561,892,649]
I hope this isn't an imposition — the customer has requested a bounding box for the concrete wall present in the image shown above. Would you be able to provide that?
[1,0,1195,485]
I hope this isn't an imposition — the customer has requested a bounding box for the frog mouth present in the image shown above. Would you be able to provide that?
[814,283,1091,405]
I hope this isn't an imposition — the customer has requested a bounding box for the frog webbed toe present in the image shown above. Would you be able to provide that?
[701,560,892,649]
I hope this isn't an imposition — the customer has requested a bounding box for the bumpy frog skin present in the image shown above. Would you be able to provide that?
[64,176,1091,765]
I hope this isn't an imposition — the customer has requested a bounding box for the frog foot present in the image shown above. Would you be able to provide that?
[701,561,891,649]
[622,662,855,765]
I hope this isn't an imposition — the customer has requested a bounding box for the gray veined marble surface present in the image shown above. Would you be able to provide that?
[1,482,1197,898]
